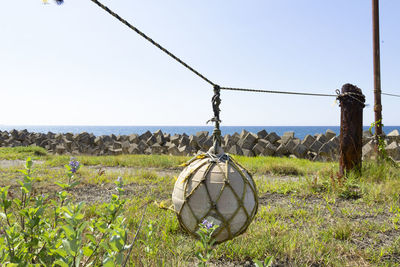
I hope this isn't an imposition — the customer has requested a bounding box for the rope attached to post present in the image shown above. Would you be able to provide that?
[335,89,366,107]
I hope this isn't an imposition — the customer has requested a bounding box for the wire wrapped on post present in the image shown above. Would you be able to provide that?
[207,85,222,154]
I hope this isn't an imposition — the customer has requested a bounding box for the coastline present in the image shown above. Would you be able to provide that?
[2,127,399,161]
[1,125,399,140]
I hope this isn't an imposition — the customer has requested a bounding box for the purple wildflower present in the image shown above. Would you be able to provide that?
[55,0,64,5]
[116,176,124,188]
[69,159,80,173]
[202,219,214,230]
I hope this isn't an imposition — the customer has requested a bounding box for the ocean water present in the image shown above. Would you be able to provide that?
[1,125,399,140]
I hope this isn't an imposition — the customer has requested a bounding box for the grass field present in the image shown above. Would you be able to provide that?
[0,146,399,266]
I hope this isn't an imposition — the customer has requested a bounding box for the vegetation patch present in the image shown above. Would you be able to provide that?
[0,147,400,266]
[0,146,48,160]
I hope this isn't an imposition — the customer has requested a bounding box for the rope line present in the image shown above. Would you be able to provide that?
[220,87,337,97]
[382,92,400,98]
[89,0,394,103]
[90,0,216,87]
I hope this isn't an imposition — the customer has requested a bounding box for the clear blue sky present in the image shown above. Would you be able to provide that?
[1,0,399,126]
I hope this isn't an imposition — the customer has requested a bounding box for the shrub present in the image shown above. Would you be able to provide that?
[0,158,135,266]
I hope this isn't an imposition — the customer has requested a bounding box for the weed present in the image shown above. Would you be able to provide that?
[0,158,142,265]
[196,219,219,266]
[254,255,273,267]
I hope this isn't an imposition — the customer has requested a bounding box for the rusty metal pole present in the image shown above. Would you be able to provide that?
[373,0,383,147]
[338,84,366,177]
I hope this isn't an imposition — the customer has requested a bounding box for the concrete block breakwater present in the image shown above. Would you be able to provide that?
[1,129,400,161]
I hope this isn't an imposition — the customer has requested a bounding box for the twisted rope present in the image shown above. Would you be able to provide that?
[206,85,222,152]
[220,86,337,97]
[89,0,342,100]
[90,0,216,87]
[335,89,366,107]
[62,1,399,105]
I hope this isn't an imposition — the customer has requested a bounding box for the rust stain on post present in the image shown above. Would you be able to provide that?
[338,84,366,177]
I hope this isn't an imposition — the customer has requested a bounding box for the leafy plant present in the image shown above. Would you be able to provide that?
[0,158,141,266]
[195,219,219,266]
[369,120,388,160]
[141,220,159,256]
[254,256,274,267]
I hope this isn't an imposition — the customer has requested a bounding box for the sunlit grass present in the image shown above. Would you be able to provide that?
[0,146,48,160]
[235,155,337,176]
[1,147,400,265]
[44,154,190,169]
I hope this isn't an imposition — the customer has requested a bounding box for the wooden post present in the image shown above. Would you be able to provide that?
[372,0,383,153]
[338,84,366,176]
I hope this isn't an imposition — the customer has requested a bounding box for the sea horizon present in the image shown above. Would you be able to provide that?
[1,125,399,140]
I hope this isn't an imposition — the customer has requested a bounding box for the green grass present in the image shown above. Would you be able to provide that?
[0,146,48,160]
[0,147,336,175]
[1,147,400,266]
[236,155,337,176]
[44,154,190,169]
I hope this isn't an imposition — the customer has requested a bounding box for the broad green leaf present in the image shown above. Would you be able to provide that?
[26,157,33,169]
[253,259,263,267]
[60,191,69,199]
[69,181,80,189]
[75,255,82,267]
[18,169,28,175]
[77,222,87,235]
[95,221,107,233]
[62,239,75,256]
[86,233,97,244]
[115,253,124,265]
[62,225,75,238]
[62,208,73,218]
[264,256,274,267]
[55,182,69,189]
[102,257,114,267]
[25,184,33,192]
[69,238,79,254]
[13,198,22,206]
[75,213,84,221]
[100,241,110,251]
[54,248,68,258]
[83,246,94,257]
[54,259,69,267]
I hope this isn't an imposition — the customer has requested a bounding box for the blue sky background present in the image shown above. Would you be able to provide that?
[1,0,399,126]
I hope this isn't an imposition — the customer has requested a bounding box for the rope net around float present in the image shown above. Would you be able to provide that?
[172,153,258,243]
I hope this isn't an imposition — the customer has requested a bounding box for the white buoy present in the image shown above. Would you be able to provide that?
[172,152,258,243]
